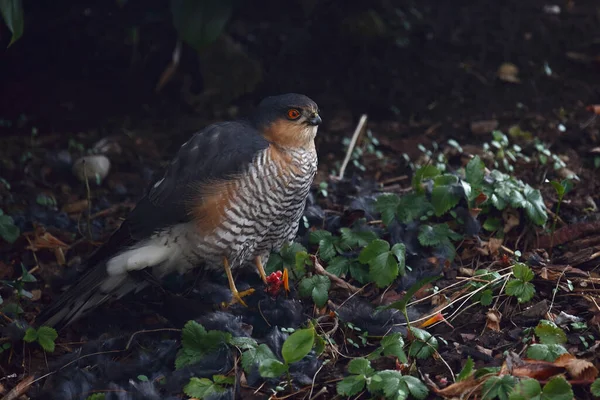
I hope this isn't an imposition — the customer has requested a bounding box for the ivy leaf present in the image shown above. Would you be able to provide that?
[241,344,277,373]
[534,320,567,345]
[522,185,548,226]
[526,344,567,362]
[347,358,374,376]
[36,326,58,352]
[259,359,288,378]
[466,155,485,188]
[375,194,401,226]
[358,239,399,288]
[457,357,474,381]
[397,193,434,223]
[282,327,315,364]
[482,375,516,400]
[184,377,226,398]
[326,256,350,277]
[340,227,378,249]
[310,230,337,261]
[298,275,330,308]
[0,0,24,47]
[408,327,438,359]
[418,223,462,247]
[505,280,535,303]
[336,375,366,396]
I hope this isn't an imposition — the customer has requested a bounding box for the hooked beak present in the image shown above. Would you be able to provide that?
[308,113,322,126]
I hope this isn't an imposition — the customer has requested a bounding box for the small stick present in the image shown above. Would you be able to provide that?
[337,114,368,180]
[312,257,360,294]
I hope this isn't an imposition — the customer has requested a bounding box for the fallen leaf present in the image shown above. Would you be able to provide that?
[502,209,520,233]
[554,353,599,380]
[487,238,503,256]
[486,309,502,331]
[497,62,521,83]
[62,199,89,214]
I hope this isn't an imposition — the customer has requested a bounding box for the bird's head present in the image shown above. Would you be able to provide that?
[254,93,321,149]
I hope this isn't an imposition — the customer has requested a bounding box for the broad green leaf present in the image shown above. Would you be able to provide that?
[431,185,461,216]
[23,327,37,342]
[85,394,106,400]
[298,275,330,308]
[412,165,441,192]
[381,333,407,363]
[590,378,600,396]
[229,336,258,350]
[512,263,534,282]
[20,264,36,282]
[171,0,232,52]
[282,327,315,364]
[337,375,366,396]
[326,257,350,277]
[368,370,403,398]
[505,280,535,303]
[212,374,234,385]
[526,344,567,362]
[0,0,24,47]
[241,344,277,373]
[541,376,573,400]
[457,356,474,381]
[358,239,389,264]
[402,375,429,400]
[36,326,58,352]
[482,375,516,400]
[522,185,547,226]
[259,359,288,378]
[433,174,459,186]
[0,213,20,243]
[310,230,337,261]
[466,155,485,188]
[176,321,230,369]
[479,289,494,306]
[408,327,438,359]
[509,378,541,400]
[483,217,502,231]
[534,320,567,345]
[550,180,566,198]
[294,251,311,276]
[368,251,399,288]
[340,227,378,249]
[182,320,208,351]
[347,358,374,376]
[397,193,433,223]
[183,377,225,398]
[349,261,370,284]
[418,223,462,247]
[375,194,401,226]
[391,243,406,276]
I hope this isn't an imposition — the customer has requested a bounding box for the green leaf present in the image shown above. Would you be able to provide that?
[391,243,406,276]
[408,327,438,359]
[383,275,440,314]
[590,378,600,396]
[482,375,516,400]
[509,378,541,400]
[282,327,315,364]
[358,239,389,264]
[183,377,225,398]
[457,356,474,381]
[505,280,535,303]
[434,174,459,186]
[418,223,462,247]
[212,374,234,385]
[259,359,288,378]
[526,344,568,362]
[483,217,502,231]
[534,320,567,345]
[368,370,428,400]
[170,0,232,52]
[375,194,401,225]
[298,275,330,308]
[182,320,208,351]
[337,375,366,396]
[466,156,485,188]
[512,263,534,282]
[176,321,231,369]
[431,185,461,216]
[0,213,20,243]
[310,230,337,261]
[402,375,429,400]
[541,376,573,400]
[340,228,378,249]
[348,358,374,376]
[326,256,350,277]
[522,185,548,226]
[550,180,566,198]
[229,336,258,350]
[20,264,36,282]
[241,344,277,373]
[479,289,494,306]
[85,395,106,400]
[381,333,408,363]
[294,251,311,276]
[397,193,434,223]
[36,326,58,352]
[412,165,441,192]
[0,0,24,47]
[23,327,37,343]
[349,261,370,284]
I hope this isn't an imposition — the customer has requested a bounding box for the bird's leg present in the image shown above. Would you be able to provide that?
[223,257,254,307]
[255,256,268,284]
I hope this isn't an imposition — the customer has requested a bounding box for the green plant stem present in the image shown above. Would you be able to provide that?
[549,194,563,258]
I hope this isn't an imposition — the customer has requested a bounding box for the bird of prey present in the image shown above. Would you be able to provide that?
[37,93,321,329]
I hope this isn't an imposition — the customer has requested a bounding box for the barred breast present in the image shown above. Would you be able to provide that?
[193,144,317,271]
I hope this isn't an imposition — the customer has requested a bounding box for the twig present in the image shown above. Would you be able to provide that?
[308,386,328,400]
[337,114,368,180]
[312,257,360,294]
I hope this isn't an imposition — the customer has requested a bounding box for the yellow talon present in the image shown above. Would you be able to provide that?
[223,257,255,307]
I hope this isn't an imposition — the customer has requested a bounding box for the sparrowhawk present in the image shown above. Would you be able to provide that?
[37,93,321,329]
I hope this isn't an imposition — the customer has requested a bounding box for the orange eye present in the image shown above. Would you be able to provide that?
[287,109,301,120]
